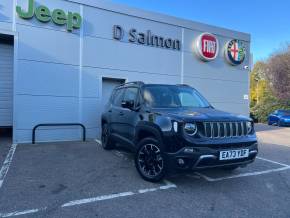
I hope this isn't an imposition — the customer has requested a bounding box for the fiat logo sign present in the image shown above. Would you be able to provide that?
[195,32,219,61]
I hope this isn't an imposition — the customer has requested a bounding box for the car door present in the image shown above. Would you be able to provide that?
[110,87,126,136]
[270,110,279,124]
[118,87,140,142]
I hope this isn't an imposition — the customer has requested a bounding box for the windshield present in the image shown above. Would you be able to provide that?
[142,85,211,108]
[279,110,290,115]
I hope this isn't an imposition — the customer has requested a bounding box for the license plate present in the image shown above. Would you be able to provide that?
[219,149,249,160]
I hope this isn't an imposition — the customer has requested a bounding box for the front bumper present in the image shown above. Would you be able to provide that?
[165,142,258,170]
[280,120,290,126]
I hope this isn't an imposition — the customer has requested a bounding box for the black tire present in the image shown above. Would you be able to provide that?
[278,120,283,127]
[135,137,166,182]
[268,119,272,125]
[101,123,115,150]
[221,165,239,171]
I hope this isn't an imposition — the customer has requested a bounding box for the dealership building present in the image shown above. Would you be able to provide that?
[0,0,251,143]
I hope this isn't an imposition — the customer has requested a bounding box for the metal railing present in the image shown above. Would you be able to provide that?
[32,123,86,144]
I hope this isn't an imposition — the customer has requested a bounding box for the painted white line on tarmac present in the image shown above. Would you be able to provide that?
[62,180,177,208]
[95,139,102,145]
[195,166,290,182]
[256,157,290,167]
[160,180,177,189]
[95,138,132,162]
[138,180,177,194]
[0,144,17,189]
[190,156,290,182]
[0,208,46,218]
[0,180,176,217]
[62,191,135,207]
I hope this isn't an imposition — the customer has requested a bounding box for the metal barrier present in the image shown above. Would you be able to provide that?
[32,123,86,144]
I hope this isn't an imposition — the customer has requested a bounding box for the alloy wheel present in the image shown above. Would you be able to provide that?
[137,144,164,178]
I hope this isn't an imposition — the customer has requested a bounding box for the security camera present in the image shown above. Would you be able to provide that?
[244,66,249,70]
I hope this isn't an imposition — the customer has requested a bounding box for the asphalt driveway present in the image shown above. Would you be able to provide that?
[0,124,289,218]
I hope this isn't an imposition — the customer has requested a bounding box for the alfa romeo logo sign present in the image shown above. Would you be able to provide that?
[225,39,246,65]
[195,33,219,61]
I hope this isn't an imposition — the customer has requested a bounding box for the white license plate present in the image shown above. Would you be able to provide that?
[219,149,249,160]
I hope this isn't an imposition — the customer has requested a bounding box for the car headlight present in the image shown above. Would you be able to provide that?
[246,121,252,134]
[184,123,198,136]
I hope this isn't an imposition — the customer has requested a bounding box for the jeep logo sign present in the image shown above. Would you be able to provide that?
[16,0,82,32]
[195,33,219,61]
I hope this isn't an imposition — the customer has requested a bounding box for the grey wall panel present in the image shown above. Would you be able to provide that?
[183,28,250,71]
[0,21,12,31]
[183,52,249,83]
[83,6,181,40]
[70,0,250,41]
[211,102,249,116]
[183,76,249,105]
[17,25,80,65]
[8,0,251,143]
[0,0,13,24]
[81,66,181,130]
[81,98,101,129]
[83,36,181,76]
[15,127,83,143]
[87,66,180,85]
[16,60,79,97]
[16,0,81,34]
[82,67,100,98]
[15,126,99,143]
[14,95,79,129]
[86,127,100,140]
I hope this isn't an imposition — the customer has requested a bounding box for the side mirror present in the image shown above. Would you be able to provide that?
[121,100,135,110]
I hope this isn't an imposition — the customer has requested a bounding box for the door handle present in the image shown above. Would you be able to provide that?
[108,109,112,113]
[119,112,124,116]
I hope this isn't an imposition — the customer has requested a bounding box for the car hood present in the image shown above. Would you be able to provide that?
[151,107,251,122]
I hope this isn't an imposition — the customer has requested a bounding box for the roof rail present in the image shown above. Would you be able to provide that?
[176,84,190,86]
[117,81,145,88]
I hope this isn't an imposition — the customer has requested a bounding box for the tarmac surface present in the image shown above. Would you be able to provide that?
[0,124,289,218]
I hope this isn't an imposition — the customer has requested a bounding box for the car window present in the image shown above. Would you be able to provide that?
[279,110,290,116]
[179,92,204,107]
[143,85,210,108]
[112,88,125,106]
[123,87,138,103]
[109,89,116,103]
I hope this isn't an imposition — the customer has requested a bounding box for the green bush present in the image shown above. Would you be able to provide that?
[251,96,290,123]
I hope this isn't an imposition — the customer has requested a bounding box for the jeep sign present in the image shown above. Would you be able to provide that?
[16,0,82,32]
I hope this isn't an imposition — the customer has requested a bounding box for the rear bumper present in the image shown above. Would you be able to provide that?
[164,142,258,170]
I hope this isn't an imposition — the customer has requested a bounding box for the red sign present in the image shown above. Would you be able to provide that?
[196,33,219,61]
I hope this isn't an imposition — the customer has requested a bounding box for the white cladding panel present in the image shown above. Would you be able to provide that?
[0,43,13,126]
[0,0,13,31]
[0,0,250,143]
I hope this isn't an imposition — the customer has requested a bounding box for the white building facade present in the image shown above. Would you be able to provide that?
[0,0,251,143]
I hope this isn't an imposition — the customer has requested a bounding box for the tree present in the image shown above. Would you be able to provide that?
[250,46,290,122]
[266,45,290,103]
[250,61,267,106]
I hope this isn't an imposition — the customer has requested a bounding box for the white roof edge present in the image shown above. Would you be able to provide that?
[66,0,251,42]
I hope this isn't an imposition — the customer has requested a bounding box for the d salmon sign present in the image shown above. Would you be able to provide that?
[195,33,219,61]
[225,39,246,65]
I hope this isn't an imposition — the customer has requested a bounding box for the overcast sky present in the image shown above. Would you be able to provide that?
[110,0,290,63]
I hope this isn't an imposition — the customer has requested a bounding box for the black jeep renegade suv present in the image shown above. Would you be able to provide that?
[101,82,258,182]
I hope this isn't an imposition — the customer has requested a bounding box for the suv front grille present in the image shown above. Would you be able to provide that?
[201,121,248,138]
